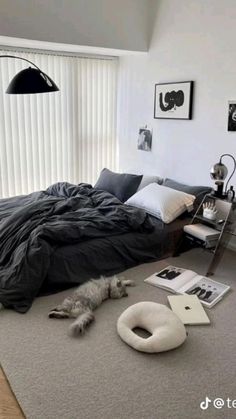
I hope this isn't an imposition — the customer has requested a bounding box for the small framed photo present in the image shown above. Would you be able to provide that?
[227,102,236,131]
[137,127,152,151]
[154,81,193,120]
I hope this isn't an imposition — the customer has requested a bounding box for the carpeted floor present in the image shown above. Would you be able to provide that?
[0,248,236,419]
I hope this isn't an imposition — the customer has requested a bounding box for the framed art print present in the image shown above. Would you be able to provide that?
[154,81,193,120]
[227,101,236,131]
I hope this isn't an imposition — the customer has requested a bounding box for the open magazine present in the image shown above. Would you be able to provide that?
[144,265,230,308]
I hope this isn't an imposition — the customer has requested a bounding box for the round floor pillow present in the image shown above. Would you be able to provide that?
[117,301,187,353]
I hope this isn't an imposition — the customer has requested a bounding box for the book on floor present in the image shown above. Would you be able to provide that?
[167,295,210,325]
[144,265,230,308]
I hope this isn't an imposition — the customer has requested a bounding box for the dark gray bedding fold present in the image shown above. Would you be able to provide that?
[0,182,152,313]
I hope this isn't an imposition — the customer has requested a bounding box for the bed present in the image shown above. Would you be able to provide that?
[0,172,211,313]
[42,213,188,294]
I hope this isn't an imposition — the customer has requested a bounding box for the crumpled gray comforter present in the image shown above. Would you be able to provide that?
[0,182,152,313]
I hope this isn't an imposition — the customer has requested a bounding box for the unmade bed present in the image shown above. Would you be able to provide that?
[0,182,189,313]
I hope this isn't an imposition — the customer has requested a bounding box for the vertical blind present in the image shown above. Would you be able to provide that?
[0,49,118,198]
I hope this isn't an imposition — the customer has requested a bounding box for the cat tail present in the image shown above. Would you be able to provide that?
[69,311,95,336]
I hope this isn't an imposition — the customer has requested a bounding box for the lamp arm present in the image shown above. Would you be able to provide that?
[220,153,236,193]
[0,55,42,72]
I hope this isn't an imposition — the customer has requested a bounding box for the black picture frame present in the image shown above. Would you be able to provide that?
[227,101,236,131]
[154,81,194,120]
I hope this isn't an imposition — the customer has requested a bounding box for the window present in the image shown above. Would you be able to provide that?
[0,49,118,197]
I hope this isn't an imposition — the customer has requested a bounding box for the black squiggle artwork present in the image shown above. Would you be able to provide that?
[159,90,184,112]
[228,103,236,131]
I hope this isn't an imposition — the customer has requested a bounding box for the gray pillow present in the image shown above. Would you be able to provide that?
[137,175,163,191]
[94,168,142,202]
[163,178,212,208]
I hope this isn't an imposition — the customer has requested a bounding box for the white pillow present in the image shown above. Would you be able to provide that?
[125,183,195,224]
[117,302,187,353]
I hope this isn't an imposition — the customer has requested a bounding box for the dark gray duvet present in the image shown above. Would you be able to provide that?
[44,214,187,295]
[0,182,153,313]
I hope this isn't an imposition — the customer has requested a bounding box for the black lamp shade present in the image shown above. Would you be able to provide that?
[6,67,59,94]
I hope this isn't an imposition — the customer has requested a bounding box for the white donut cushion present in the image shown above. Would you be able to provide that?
[117,301,186,353]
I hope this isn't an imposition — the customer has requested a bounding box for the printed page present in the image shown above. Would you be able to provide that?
[145,265,196,292]
[180,275,230,307]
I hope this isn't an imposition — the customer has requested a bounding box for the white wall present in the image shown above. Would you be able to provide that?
[0,0,152,52]
[118,0,236,189]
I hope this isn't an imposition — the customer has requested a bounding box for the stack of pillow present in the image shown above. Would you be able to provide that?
[94,168,212,224]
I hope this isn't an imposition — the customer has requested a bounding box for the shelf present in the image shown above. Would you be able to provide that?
[193,214,224,231]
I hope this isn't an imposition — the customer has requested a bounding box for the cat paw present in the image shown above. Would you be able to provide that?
[69,323,85,336]
[48,309,70,319]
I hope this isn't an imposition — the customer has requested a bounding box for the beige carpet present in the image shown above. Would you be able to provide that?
[0,248,236,419]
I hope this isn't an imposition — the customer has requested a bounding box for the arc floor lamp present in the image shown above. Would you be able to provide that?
[0,54,59,94]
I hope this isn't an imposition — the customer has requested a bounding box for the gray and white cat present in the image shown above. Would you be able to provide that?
[48,276,134,336]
